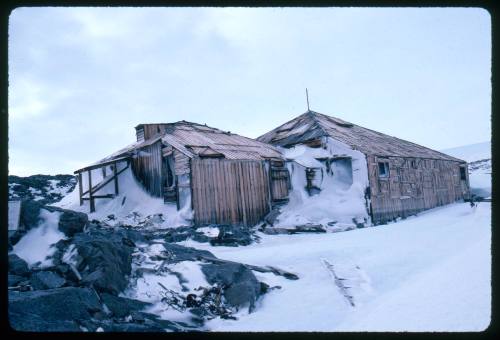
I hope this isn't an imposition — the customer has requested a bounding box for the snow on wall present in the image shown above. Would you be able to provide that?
[55,161,192,228]
[275,137,370,227]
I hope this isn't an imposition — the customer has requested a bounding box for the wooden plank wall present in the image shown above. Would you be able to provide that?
[270,168,289,200]
[131,140,163,197]
[191,158,271,226]
[367,155,470,224]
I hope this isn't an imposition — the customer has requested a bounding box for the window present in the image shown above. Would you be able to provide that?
[378,162,389,178]
[459,167,467,181]
[411,160,417,168]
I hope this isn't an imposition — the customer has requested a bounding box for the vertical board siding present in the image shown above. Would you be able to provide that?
[367,155,470,224]
[191,158,271,226]
[131,140,163,197]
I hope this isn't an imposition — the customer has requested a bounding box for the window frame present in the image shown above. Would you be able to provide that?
[378,161,390,179]
[459,166,467,181]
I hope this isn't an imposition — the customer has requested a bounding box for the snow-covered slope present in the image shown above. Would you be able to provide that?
[182,201,491,331]
[440,141,491,163]
[8,174,76,203]
[440,141,491,198]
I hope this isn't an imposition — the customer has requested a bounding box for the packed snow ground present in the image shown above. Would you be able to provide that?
[181,201,491,332]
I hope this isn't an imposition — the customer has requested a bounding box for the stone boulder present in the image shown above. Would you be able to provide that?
[209,225,253,247]
[161,243,217,264]
[201,262,261,312]
[8,274,25,287]
[30,271,66,290]
[9,254,30,277]
[19,200,44,231]
[9,287,103,331]
[71,230,134,295]
[99,293,151,318]
[58,210,88,237]
[9,311,82,332]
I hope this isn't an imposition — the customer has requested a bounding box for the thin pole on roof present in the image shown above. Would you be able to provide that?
[306,88,310,111]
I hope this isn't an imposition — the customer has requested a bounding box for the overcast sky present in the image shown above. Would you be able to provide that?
[8,7,491,176]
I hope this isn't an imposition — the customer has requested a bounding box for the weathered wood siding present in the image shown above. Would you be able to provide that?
[137,124,171,141]
[270,168,289,201]
[131,140,163,197]
[191,158,271,226]
[367,155,470,224]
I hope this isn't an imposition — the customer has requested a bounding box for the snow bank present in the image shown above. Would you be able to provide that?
[12,209,66,268]
[55,161,192,228]
[275,137,370,227]
[191,201,490,331]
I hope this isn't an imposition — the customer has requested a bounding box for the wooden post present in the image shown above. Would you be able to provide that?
[88,170,95,213]
[102,166,107,178]
[78,172,83,206]
[113,162,119,195]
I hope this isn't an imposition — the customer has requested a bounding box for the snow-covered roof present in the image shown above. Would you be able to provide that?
[76,120,284,172]
[257,110,465,162]
[157,121,283,160]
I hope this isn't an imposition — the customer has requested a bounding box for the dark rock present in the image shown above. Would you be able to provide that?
[57,209,88,237]
[9,287,103,327]
[121,237,136,248]
[162,243,217,263]
[55,263,70,275]
[9,254,30,277]
[209,225,252,247]
[201,262,261,311]
[9,311,81,332]
[92,311,108,321]
[100,293,151,318]
[30,271,66,290]
[261,227,292,235]
[19,200,44,231]
[163,226,193,243]
[71,230,133,295]
[8,274,24,287]
[263,207,281,226]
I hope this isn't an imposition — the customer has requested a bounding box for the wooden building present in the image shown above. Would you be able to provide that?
[74,121,289,226]
[257,110,471,224]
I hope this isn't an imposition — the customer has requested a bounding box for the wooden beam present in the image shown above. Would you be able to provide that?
[78,172,83,206]
[88,170,95,213]
[74,156,130,174]
[81,163,129,197]
[113,162,119,195]
[82,194,115,200]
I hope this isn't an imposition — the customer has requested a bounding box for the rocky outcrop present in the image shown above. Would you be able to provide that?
[9,287,103,325]
[201,262,261,312]
[9,254,30,277]
[30,271,66,290]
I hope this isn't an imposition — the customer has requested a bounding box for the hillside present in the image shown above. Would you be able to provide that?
[8,174,77,204]
[440,141,491,198]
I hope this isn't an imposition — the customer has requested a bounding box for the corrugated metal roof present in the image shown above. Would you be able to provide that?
[78,121,284,172]
[257,110,465,162]
[160,121,283,160]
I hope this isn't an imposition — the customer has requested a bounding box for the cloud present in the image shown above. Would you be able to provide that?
[7,7,491,175]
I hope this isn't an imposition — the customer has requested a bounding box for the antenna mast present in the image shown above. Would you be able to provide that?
[306,88,310,111]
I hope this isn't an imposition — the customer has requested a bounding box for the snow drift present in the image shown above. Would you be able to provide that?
[54,161,192,228]
[274,137,370,228]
